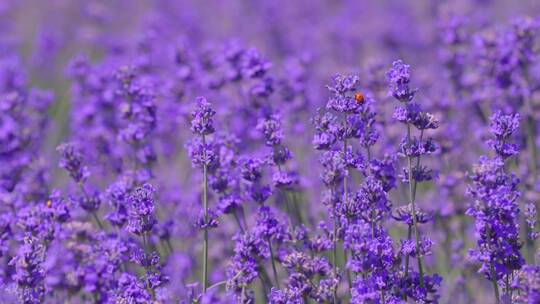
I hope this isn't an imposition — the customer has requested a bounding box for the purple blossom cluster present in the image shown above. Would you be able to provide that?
[0,1,540,304]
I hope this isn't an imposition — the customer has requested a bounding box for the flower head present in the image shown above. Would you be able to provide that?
[57,142,89,183]
[126,183,157,235]
[191,96,216,136]
[387,60,417,102]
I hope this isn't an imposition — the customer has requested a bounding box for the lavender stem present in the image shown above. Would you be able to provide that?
[268,240,280,288]
[406,123,425,288]
[202,134,209,293]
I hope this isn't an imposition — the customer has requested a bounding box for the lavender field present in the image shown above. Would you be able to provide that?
[2,0,540,303]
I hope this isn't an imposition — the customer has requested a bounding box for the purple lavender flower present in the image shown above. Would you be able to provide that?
[9,237,45,304]
[387,60,417,102]
[350,176,391,224]
[467,111,525,301]
[319,150,347,187]
[269,287,303,304]
[325,74,361,114]
[512,265,540,303]
[185,137,220,170]
[46,190,71,223]
[254,206,289,243]
[241,48,272,79]
[105,178,131,227]
[57,142,89,184]
[116,67,157,145]
[191,96,217,136]
[487,111,520,159]
[127,183,157,235]
[256,113,284,147]
[256,111,298,190]
[524,203,538,240]
[110,273,152,303]
[227,232,269,301]
[387,59,440,293]
[312,111,339,150]
[195,208,219,230]
[240,157,265,182]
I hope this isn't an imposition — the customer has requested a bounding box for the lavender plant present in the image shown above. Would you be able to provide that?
[0,2,540,304]
[467,111,525,303]
[387,60,440,291]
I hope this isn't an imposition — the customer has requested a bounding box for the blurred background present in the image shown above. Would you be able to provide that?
[4,0,540,164]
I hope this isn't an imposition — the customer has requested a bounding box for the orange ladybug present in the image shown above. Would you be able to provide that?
[354,92,364,104]
[46,200,52,208]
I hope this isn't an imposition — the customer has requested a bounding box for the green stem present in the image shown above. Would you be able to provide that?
[91,211,104,230]
[142,233,148,251]
[489,263,500,304]
[404,225,412,277]
[505,274,510,295]
[140,233,157,299]
[523,66,538,262]
[165,238,174,253]
[522,65,537,181]
[411,130,424,201]
[526,115,537,178]
[259,266,272,301]
[268,240,280,288]
[291,192,304,226]
[284,193,294,229]
[345,249,352,289]
[234,206,272,299]
[343,128,352,297]
[209,269,242,291]
[78,183,106,231]
[332,186,338,304]
[284,190,301,227]
[233,211,245,233]
[241,285,246,304]
[202,134,209,293]
[406,123,425,288]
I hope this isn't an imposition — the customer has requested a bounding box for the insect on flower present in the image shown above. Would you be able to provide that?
[354,92,365,104]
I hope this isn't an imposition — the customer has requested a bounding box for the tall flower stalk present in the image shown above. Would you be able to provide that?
[467,111,525,302]
[188,96,217,293]
[57,142,105,229]
[313,73,363,301]
[256,111,298,289]
[202,133,209,293]
[511,18,539,262]
[387,60,439,288]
